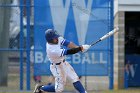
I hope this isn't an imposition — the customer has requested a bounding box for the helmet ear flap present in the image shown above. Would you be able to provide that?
[47,39,53,43]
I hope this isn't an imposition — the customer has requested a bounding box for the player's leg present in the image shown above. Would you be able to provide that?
[64,61,87,93]
[49,64,66,92]
[33,82,55,93]
[40,65,66,93]
[73,81,87,93]
[33,64,66,93]
[33,83,43,93]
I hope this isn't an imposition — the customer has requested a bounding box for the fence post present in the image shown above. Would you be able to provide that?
[20,0,24,90]
[26,0,31,90]
[109,0,114,90]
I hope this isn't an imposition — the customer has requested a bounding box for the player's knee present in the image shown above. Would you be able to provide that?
[55,88,64,93]
[55,86,64,93]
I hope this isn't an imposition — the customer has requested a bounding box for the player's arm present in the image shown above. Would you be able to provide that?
[61,38,82,54]
[59,37,90,56]
[64,41,90,54]
[65,46,82,55]
[60,45,90,56]
[60,37,78,48]
[64,45,90,55]
[67,42,79,48]
[59,47,81,57]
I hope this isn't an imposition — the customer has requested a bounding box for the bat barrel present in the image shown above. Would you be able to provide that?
[90,27,119,47]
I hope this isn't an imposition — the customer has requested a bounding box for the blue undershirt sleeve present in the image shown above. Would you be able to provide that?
[61,39,70,47]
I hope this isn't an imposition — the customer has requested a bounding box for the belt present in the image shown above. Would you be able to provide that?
[51,59,65,65]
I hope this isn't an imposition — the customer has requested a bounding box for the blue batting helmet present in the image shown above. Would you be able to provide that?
[45,29,60,43]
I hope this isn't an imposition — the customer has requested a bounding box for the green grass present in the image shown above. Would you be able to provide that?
[0,89,140,93]
[0,73,140,93]
[100,89,140,93]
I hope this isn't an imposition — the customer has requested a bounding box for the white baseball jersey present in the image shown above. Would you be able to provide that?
[46,36,79,92]
[46,37,68,64]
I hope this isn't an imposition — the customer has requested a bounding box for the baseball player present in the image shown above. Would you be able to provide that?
[33,29,90,93]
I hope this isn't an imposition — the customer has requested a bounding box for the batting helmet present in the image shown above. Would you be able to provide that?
[45,29,60,43]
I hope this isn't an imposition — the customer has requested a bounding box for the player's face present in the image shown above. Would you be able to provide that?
[52,38,58,44]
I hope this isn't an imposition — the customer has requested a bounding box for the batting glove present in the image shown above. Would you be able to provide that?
[81,44,90,52]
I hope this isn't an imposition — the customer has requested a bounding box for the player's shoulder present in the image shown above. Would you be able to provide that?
[58,36,65,43]
[58,36,70,46]
[58,36,65,41]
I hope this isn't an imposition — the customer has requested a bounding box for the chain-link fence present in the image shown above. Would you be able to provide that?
[0,0,78,92]
[0,0,34,91]
[0,0,75,92]
[0,0,114,92]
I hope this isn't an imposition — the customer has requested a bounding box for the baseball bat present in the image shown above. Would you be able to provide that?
[90,27,119,46]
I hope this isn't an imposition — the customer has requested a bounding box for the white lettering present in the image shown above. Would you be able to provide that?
[34,51,107,64]
[35,52,44,63]
[82,53,90,64]
[73,53,81,64]
[44,56,49,63]
[100,53,107,63]
[65,56,72,63]
[129,64,138,78]
[91,52,98,64]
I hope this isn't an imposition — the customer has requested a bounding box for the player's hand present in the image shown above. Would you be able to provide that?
[81,44,90,52]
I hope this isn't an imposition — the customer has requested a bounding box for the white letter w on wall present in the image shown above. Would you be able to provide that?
[49,0,93,44]
[72,0,93,44]
[49,0,70,36]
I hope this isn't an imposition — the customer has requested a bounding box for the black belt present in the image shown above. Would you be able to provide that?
[51,59,65,65]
